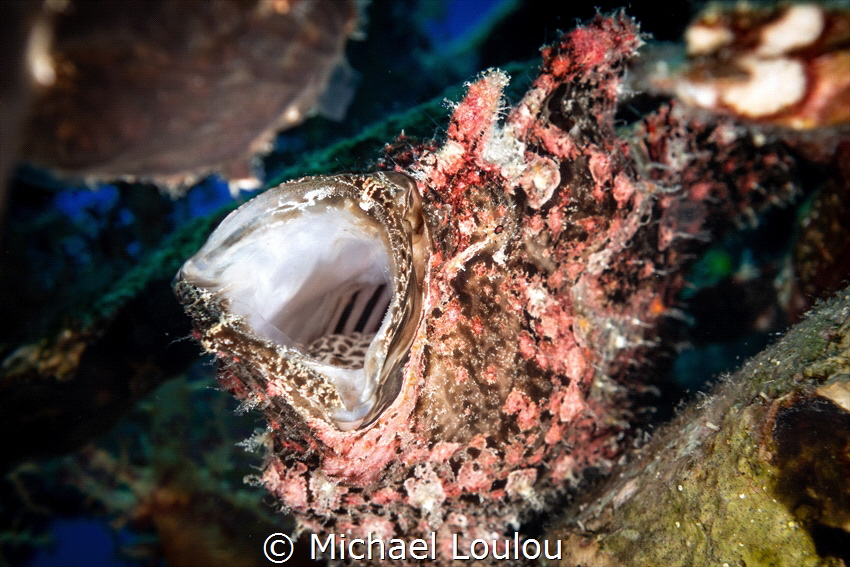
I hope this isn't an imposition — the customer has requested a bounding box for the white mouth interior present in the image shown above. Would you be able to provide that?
[181,204,394,426]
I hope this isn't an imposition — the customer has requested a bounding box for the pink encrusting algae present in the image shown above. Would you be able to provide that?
[174,12,804,565]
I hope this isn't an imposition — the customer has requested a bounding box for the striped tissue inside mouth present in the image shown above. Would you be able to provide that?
[332,284,390,337]
[179,203,395,372]
[229,220,391,370]
[176,173,426,429]
[304,283,392,369]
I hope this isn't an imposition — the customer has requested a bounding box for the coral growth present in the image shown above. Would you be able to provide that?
[662,3,850,128]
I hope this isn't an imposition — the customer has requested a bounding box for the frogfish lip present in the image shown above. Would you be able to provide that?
[175,172,427,431]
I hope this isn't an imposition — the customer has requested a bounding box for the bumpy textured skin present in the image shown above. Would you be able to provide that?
[176,13,801,564]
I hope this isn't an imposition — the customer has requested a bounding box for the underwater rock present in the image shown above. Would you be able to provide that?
[175,13,810,562]
[17,0,360,192]
[548,286,850,567]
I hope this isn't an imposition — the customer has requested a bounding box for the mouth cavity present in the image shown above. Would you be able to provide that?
[180,202,396,429]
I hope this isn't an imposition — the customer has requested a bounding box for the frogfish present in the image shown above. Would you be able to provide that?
[174,13,796,565]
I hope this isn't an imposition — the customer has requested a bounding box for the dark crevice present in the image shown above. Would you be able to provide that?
[354,284,388,333]
[333,290,359,334]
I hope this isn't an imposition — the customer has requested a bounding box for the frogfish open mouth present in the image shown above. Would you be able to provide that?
[176,172,427,431]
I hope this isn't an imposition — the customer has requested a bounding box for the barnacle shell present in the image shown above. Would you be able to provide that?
[175,172,427,430]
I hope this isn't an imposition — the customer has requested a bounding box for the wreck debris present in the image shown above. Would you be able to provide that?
[18,0,360,192]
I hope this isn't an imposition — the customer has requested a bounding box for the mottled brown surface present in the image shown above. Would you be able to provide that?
[21,0,358,189]
[792,154,850,321]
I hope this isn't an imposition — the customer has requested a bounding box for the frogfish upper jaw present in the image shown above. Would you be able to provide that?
[175,173,427,431]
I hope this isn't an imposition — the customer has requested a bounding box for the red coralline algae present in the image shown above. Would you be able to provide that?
[175,12,805,565]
